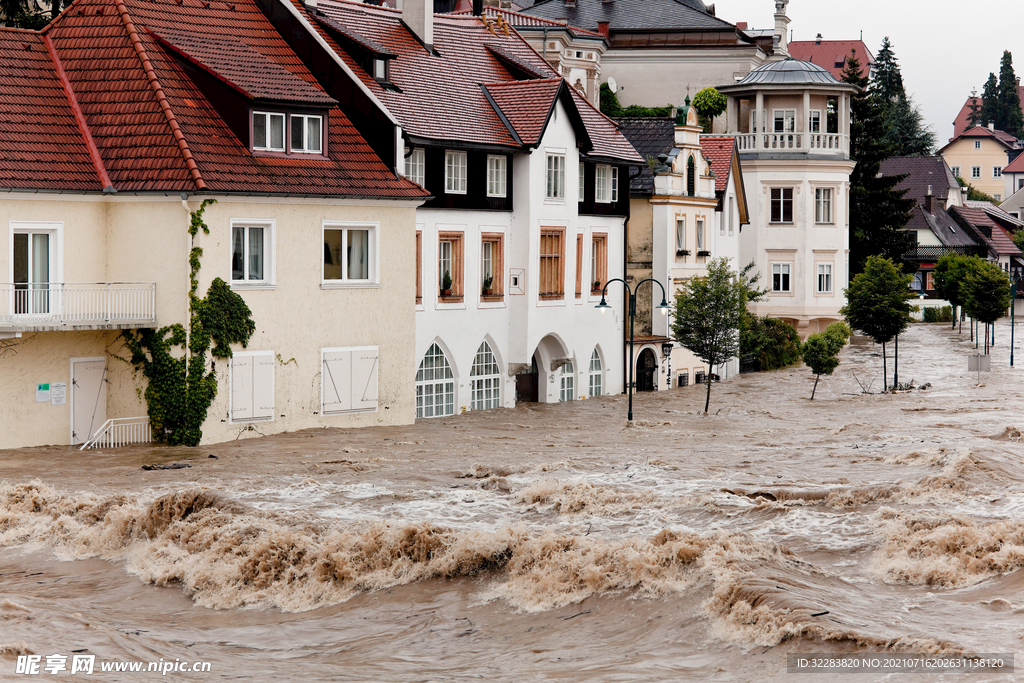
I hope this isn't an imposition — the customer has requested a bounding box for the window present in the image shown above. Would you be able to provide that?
[809,110,821,133]
[695,219,705,252]
[686,155,696,196]
[445,150,467,194]
[231,224,271,284]
[588,349,602,397]
[993,166,1003,179]
[438,231,464,299]
[675,217,685,253]
[975,140,982,149]
[817,264,833,293]
[539,229,565,299]
[481,233,503,297]
[415,231,422,304]
[773,109,795,132]
[559,361,575,402]
[470,342,501,411]
[994,194,1001,201]
[373,58,387,80]
[578,162,585,202]
[951,166,960,178]
[230,351,274,422]
[595,165,610,202]
[546,153,565,199]
[925,272,935,290]
[611,167,619,202]
[814,188,833,224]
[416,343,454,418]
[972,167,981,179]
[12,224,58,315]
[487,155,507,197]
[253,111,285,151]
[772,263,791,292]
[592,234,607,290]
[575,234,583,298]
[324,224,374,283]
[321,346,379,415]
[770,188,794,223]
[406,148,425,186]
[290,114,322,154]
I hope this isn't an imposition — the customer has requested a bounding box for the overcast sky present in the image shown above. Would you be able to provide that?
[719,0,1021,145]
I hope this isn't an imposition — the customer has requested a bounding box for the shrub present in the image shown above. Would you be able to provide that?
[741,315,801,371]
[921,306,953,323]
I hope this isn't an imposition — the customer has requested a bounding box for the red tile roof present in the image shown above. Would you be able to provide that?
[0,0,425,197]
[568,87,643,164]
[0,29,106,191]
[952,87,1024,138]
[950,205,1023,257]
[484,78,561,146]
[699,136,734,193]
[787,40,874,82]
[1005,153,1024,174]
[938,124,1019,153]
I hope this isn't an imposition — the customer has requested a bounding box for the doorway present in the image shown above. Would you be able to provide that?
[515,354,539,403]
[636,348,658,392]
[71,357,106,445]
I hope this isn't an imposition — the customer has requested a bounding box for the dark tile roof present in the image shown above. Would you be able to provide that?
[952,86,1024,137]
[519,0,733,32]
[484,78,561,146]
[906,204,977,247]
[734,58,840,86]
[15,0,426,197]
[0,29,105,191]
[700,136,734,194]
[614,117,674,193]
[787,40,874,81]
[950,205,1023,257]
[879,156,958,204]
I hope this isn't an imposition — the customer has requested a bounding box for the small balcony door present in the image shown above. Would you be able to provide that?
[11,223,59,319]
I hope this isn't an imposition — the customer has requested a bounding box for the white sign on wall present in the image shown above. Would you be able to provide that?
[51,382,67,406]
[35,384,50,403]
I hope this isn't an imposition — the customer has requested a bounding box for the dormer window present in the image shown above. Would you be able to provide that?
[291,114,323,154]
[253,112,285,152]
[374,58,387,80]
[252,111,325,156]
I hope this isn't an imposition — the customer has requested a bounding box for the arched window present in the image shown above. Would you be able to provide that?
[470,342,501,411]
[416,343,454,418]
[588,349,602,397]
[559,361,575,402]
[686,155,696,197]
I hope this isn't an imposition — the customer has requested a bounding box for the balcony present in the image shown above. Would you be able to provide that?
[0,283,157,332]
[735,133,848,156]
[902,245,986,263]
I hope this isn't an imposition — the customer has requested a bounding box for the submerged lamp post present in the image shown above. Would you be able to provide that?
[596,278,672,421]
[1012,269,1022,367]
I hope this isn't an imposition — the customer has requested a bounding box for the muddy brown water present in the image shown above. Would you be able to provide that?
[2,322,1023,681]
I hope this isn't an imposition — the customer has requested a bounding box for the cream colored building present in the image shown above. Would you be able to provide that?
[940,125,1021,202]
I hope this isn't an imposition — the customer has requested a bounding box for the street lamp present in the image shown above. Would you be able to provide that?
[596,277,671,421]
[1012,268,1022,367]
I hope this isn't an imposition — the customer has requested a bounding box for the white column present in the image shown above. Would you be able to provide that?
[755,91,764,148]
[802,89,811,149]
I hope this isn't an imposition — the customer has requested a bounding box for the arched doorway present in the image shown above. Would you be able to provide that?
[515,354,539,403]
[636,348,658,392]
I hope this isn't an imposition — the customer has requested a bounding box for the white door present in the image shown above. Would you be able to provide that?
[71,358,106,445]
[12,225,58,319]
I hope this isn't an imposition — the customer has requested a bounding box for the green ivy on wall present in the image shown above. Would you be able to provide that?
[120,199,256,446]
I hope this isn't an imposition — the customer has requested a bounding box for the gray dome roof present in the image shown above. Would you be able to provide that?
[736,59,841,86]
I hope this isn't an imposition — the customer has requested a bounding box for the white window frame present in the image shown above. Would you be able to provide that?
[470,341,501,411]
[321,346,379,415]
[322,221,379,288]
[611,167,619,202]
[546,153,566,200]
[578,162,584,201]
[373,58,387,80]
[290,114,323,154]
[773,109,796,133]
[809,110,821,133]
[416,343,455,418]
[675,217,685,252]
[993,166,1002,179]
[771,262,792,292]
[559,361,575,402]
[816,263,833,293]
[588,349,602,398]
[406,147,425,186]
[595,165,611,203]
[814,188,833,224]
[695,218,705,251]
[972,166,981,179]
[951,166,960,178]
[445,150,467,194]
[253,111,285,152]
[230,350,275,423]
[975,140,982,149]
[770,187,794,224]
[10,221,62,318]
[486,155,507,198]
[230,219,275,288]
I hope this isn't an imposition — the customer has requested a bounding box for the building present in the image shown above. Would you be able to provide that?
[1002,151,1024,200]
[716,59,858,338]
[787,37,874,82]
[939,125,1020,202]
[950,85,1024,138]
[0,0,428,449]
[948,205,1023,274]
[265,0,643,414]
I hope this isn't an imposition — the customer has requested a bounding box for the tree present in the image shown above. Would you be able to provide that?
[0,0,49,28]
[843,49,915,275]
[692,87,727,132]
[933,253,972,331]
[1012,228,1024,253]
[841,255,914,391]
[962,259,1012,354]
[600,83,672,118]
[997,51,1024,139]
[980,73,1000,128]
[883,94,936,156]
[802,322,852,399]
[966,89,982,129]
[672,257,744,413]
[872,37,905,103]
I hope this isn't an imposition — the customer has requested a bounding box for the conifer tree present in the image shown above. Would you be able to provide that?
[980,73,1000,128]
[966,89,982,129]
[870,38,934,156]
[843,49,914,275]
[997,51,1024,138]
[872,37,905,103]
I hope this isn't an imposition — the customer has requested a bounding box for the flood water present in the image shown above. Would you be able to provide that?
[2,321,1023,681]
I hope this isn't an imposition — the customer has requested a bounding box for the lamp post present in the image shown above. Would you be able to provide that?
[1012,268,1022,367]
[596,278,672,421]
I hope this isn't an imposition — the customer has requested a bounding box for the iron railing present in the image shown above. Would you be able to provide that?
[902,245,987,262]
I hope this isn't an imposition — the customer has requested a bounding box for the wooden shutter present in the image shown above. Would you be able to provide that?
[351,349,379,410]
[231,355,253,420]
[322,349,352,414]
[252,353,275,419]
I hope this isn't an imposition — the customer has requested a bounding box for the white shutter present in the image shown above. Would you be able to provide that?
[322,350,353,414]
[252,353,275,419]
[351,349,379,410]
[231,355,253,420]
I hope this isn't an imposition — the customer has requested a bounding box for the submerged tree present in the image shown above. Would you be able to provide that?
[962,260,1012,354]
[933,253,972,331]
[841,255,914,391]
[672,257,744,413]
[802,322,852,399]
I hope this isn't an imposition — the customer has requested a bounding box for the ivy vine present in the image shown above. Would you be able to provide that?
[121,199,256,446]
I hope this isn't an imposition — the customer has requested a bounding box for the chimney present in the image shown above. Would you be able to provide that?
[925,185,933,214]
[989,122,995,131]
[736,21,747,30]
[404,0,433,48]
[773,0,790,57]
[597,21,609,38]
[815,32,822,44]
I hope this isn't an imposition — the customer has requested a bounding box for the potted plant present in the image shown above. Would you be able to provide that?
[482,274,494,296]
[592,279,602,293]
[677,249,691,257]
[697,250,712,257]
[440,270,453,297]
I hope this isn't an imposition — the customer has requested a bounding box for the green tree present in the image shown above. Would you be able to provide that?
[979,72,1000,128]
[933,253,972,331]
[692,87,727,132]
[672,257,744,413]
[962,259,1012,354]
[872,37,905,103]
[997,51,1024,138]
[841,255,914,391]
[843,49,915,274]
[966,88,982,128]
[0,0,49,27]
[1011,228,1024,253]
[883,94,936,156]
[600,83,622,117]
[802,322,852,399]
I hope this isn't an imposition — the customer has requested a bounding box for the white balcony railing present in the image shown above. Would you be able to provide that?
[79,416,152,450]
[735,133,847,154]
[0,283,156,331]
